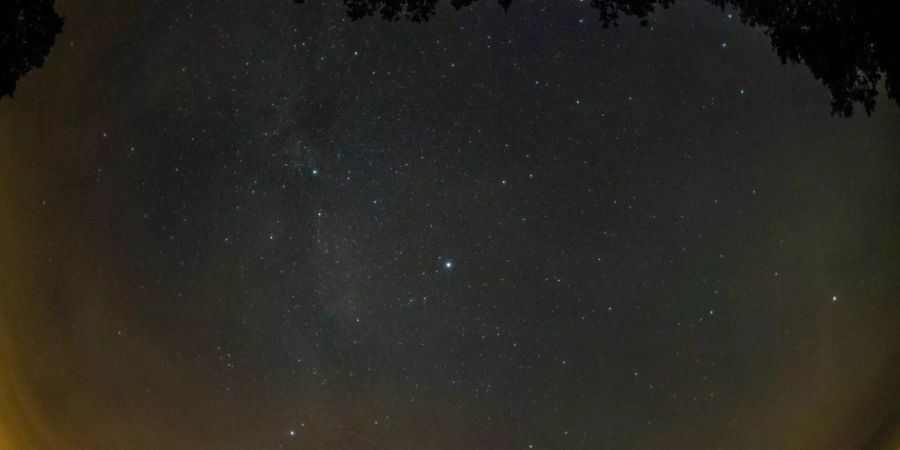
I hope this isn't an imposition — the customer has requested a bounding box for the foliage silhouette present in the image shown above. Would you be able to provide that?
[295,0,900,117]
[2,0,896,117]
[0,0,64,101]
[712,0,899,117]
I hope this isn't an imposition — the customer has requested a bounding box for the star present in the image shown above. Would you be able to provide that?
[6,2,897,448]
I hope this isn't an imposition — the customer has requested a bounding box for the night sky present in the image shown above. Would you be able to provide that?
[1,0,899,449]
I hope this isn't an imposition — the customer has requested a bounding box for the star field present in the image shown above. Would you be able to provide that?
[1,0,899,449]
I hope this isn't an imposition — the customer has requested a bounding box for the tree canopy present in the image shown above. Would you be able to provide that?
[0,0,63,100]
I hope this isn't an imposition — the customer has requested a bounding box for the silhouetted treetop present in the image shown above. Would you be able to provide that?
[295,0,900,117]
[294,0,511,22]
[713,0,899,117]
[0,0,64,100]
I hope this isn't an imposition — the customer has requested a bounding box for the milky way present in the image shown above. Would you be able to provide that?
[1,0,899,448]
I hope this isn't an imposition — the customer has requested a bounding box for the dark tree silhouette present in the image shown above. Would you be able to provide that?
[713,0,900,117]
[295,0,508,22]
[0,0,63,100]
[295,0,900,117]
